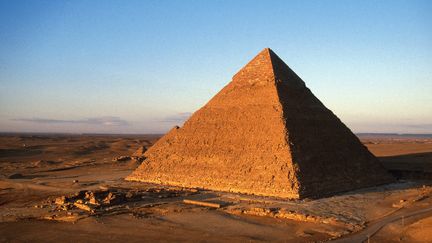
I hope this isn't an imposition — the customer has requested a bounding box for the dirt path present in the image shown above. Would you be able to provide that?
[332,206,432,243]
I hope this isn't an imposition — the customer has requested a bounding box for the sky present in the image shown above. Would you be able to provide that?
[0,0,431,134]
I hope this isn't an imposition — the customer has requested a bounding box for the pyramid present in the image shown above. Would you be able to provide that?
[127,48,394,199]
[132,146,148,157]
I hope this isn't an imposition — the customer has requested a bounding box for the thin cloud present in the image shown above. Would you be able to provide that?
[404,124,432,130]
[161,112,192,122]
[12,116,129,126]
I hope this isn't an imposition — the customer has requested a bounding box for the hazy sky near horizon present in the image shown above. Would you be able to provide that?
[0,0,431,134]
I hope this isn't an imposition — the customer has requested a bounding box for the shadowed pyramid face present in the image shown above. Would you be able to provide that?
[127,48,394,199]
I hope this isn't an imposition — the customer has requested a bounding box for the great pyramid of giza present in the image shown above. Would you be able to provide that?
[127,48,394,199]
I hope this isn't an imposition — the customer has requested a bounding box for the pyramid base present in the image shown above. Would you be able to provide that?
[125,176,302,199]
[125,174,395,200]
[299,176,396,199]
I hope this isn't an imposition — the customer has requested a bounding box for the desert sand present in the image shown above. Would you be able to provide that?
[1,133,432,242]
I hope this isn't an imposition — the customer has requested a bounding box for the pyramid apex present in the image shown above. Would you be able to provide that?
[262,47,277,53]
[232,48,275,82]
[258,47,274,57]
[232,48,305,88]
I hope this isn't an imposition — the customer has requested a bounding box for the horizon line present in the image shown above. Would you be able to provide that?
[1,131,431,136]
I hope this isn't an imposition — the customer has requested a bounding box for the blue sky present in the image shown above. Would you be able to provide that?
[0,0,431,134]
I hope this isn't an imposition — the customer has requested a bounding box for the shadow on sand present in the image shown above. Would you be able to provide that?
[379,152,432,180]
[326,152,432,198]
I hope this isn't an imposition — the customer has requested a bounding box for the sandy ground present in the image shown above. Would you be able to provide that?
[1,134,432,242]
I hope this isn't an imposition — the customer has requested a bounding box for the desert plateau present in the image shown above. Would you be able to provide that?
[1,133,432,242]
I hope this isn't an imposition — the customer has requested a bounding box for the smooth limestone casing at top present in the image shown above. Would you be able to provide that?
[127,48,394,199]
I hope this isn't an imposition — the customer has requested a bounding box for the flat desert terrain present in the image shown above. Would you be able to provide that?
[1,133,432,242]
